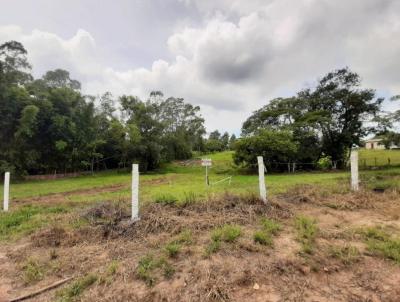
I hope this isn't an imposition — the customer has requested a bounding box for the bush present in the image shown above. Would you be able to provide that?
[317,155,332,170]
[233,129,298,172]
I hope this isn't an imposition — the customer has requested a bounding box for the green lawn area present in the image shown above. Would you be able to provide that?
[1,150,399,204]
[359,148,400,167]
[1,151,399,241]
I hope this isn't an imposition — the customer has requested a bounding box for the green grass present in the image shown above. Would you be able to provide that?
[0,204,70,240]
[211,224,242,243]
[359,148,400,167]
[57,273,98,302]
[253,231,273,246]
[170,229,193,245]
[328,245,361,265]
[136,254,173,286]
[295,216,319,255]
[164,242,181,258]
[0,151,399,242]
[253,218,282,246]
[154,194,178,205]
[206,224,242,255]
[360,226,400,263]
[23,258,45,284]
[260,218,281,235]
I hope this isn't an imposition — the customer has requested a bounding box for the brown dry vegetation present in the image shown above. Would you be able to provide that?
[1,186,400,302]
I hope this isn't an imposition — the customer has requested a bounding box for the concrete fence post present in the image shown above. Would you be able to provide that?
[3,172,10,211]
[350,150,359,191]
[257,156,267,204]
[132,164,139,221]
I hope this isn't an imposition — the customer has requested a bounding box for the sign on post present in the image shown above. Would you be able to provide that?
[3,172,10,212]
[257,156,267,204]
[350,149,359,191]
[201,159,212,186]
[132,164,139,221]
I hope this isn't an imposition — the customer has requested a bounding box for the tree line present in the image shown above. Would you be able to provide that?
[1,41,398,176]
[234,68,400,171]
[0,41,234,176]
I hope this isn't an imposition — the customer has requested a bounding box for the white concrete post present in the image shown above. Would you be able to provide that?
[131,164,139,221]
[3,172,10,211]
[350,149,359,191]
[257,156,267,204]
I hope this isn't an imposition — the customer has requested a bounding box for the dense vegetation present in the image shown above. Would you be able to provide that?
[1,41,398,176]
[235,68,400,171]
[0,41,212,175]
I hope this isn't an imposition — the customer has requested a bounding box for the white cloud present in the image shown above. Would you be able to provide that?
[1,0,400,133]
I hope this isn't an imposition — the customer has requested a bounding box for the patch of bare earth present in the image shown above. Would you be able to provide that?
[13,175,176,206]
[1,187,400,301]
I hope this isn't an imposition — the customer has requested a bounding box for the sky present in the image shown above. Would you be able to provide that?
[1,0,399,134]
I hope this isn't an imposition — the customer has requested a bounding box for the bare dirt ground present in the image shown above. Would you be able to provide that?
[1,186,400,302]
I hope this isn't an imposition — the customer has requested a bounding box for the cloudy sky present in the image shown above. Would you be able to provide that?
[1,0,399,133]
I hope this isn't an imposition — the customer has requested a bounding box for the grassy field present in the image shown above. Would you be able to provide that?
[359,148,400,167]
[0,151,399,241]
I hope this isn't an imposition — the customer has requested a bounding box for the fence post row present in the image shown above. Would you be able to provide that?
[132,164,139,221]
[350,149,359,191]
[3,172,10,212]
[257,156,267,204]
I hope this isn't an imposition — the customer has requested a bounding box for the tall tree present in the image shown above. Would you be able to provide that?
[241,68,382,168]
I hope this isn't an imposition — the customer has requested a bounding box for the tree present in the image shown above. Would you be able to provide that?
[229,134,237,150]
[42,69,81,90]
[0,40,208,175]
[221,132,230,150]
[299,68,382,167]
[233,130,298,172]
[0,41,32,86]
[241,68,382,168]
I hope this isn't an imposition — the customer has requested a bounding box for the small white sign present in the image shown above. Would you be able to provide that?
[201,158,212,167]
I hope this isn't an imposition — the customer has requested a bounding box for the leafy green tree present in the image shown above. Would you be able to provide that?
[229,134,237,150]
[42,69,81,90]
[221,132,230,150]
[0,41,32,86]
[233,130,298,172]
[298,68,381,167]
[241,68,382,168]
